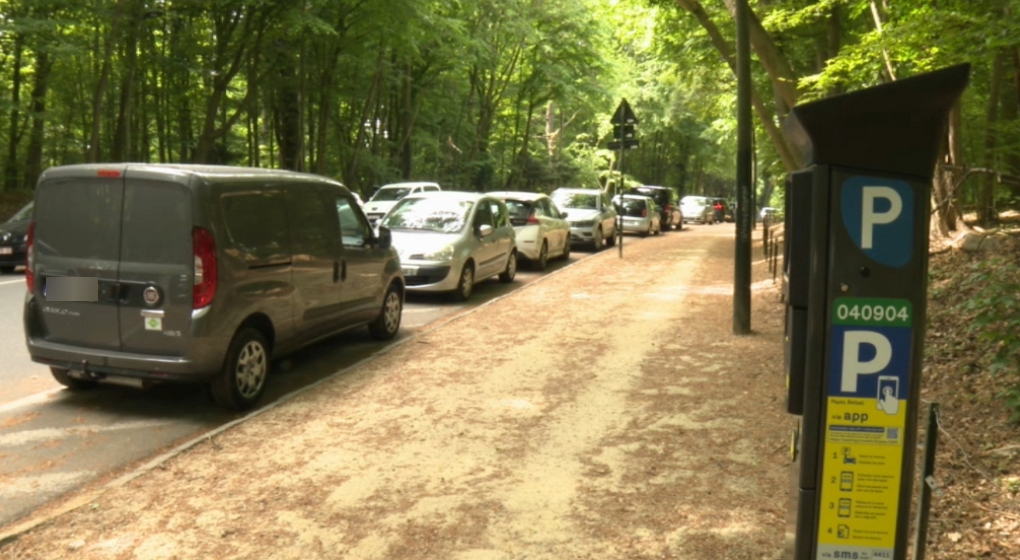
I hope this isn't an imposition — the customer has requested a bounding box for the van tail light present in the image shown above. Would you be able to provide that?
[527,212,540,225]
[25,220,35,292]
[192,227,217,309]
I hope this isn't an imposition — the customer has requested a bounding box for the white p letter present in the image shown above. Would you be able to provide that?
[841,331,892,392]
[861,186,902,249]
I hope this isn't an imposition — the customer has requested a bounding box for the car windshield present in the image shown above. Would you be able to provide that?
[552,192,598,210]
[381,197,473,233]
[9,201,33,221]
[370,187,412,202]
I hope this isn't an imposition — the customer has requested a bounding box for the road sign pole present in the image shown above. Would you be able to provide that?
[618,144,624,258]
[782,65,969,560]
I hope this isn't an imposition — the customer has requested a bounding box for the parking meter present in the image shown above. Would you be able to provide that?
[782,64,969,560]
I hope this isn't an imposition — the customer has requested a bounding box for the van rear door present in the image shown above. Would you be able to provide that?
[115,168,193,357]
[33,167,127,350]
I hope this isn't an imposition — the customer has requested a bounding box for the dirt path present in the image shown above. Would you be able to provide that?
[1,225,791,560]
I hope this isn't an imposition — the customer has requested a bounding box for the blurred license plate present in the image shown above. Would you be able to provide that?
[0,247,12,254]
[402,267,418,276]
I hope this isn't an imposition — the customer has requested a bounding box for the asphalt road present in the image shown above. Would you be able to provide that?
[0,242,621,528]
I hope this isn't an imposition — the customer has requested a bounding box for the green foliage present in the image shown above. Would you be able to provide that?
[955,255,1020,421]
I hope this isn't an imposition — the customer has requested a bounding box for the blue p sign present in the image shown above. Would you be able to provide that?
[841,176,914,268]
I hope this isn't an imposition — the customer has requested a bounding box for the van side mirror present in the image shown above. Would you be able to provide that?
[375,225,392,249]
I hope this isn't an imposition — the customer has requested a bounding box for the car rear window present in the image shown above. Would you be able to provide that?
[634,188,668,205]
[618,198,646,217]
[504,199,534,226]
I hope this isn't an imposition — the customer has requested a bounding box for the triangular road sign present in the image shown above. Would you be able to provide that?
[611,99,638,125]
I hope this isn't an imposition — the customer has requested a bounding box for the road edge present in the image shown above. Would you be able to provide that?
[0,248,607,547]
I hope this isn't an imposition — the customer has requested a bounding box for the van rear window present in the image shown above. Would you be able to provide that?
[121,182,191,265]
[36,179,122,261]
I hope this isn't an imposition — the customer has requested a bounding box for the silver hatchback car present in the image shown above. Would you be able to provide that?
[381,191,518,301]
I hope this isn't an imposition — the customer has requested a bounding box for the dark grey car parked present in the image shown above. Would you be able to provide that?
[24,164,404,410]
[0,200,32,273]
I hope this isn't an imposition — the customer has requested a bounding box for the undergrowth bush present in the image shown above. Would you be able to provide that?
[955,255,1020,421]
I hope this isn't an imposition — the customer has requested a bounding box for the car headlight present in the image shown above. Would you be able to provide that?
[422,245,456,261]
[571,220,595,228]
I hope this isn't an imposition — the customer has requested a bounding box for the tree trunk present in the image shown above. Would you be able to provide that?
[931,102,963,237]
[88,0,127,163]
[673,0,802,171]
[720,0,799,112]
[111,7,142,162]
[25,50,53,187]
[5,31,25,192]
[980,50,1005,226]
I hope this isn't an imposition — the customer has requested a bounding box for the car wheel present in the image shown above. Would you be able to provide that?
[0,266,15,274]
[592,228,604,251]
[606,226,617,247]
[50,367,99,390]
[533,241,548,271]
[561,236,571,260]
[641,223,650,237]
[499,250,517,283]
[210,328,270,411]
[451,262,474,302]
[367,283,402,341]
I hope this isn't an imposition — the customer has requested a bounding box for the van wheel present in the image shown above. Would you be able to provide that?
[451,262,474,302]
[499,250,517,283]
[50,367,99,390]
[532,241,548,271]
[368,284,403,341]
[210,328,270,411]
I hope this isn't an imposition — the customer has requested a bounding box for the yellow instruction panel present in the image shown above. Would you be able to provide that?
[816,298,912,560]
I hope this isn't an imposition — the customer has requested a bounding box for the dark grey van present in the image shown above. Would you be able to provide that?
[24,164,404,410]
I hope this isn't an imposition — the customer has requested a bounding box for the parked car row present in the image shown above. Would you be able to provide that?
[10,166,705,412]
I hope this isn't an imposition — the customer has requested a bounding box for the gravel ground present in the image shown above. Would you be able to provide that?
[0,224,792,560]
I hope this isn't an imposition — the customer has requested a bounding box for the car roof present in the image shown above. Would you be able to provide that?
[403,190,489,202]
[634,185,669,191]
[378,181,440,189]
[488,191,548,201]
[552,187,601,194]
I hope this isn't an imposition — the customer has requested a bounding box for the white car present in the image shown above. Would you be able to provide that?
[363,181,441,224]
[380,191,518,301]
[551,187,618,251]
[613,194,662,237]
[489,191,570,270]
[680,195,716,225]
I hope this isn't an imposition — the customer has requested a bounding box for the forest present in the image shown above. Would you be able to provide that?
[0,0,1018,224]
